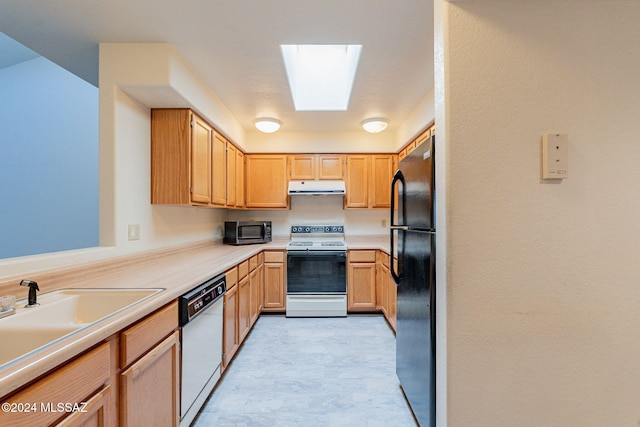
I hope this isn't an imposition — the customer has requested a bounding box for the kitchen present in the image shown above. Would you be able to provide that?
[2,2,640,427]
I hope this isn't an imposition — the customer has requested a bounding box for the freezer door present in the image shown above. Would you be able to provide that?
[396,230,435,427]
[397,136,435,230]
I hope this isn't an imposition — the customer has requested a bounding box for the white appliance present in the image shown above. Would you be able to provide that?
[285,225,348,317]
[178,274,226,426]
[287,180,346,195]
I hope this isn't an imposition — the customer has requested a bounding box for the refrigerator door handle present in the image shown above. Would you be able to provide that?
[390,169,406,227]
[390,228,404,284]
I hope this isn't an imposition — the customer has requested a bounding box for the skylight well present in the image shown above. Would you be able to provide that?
[281,44,362,111]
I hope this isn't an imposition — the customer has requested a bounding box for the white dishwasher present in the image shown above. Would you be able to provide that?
[179,273,226,426]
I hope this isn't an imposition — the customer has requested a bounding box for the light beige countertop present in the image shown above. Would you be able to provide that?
[0,235,390,396]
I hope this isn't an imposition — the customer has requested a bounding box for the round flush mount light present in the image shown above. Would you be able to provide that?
[254,118,282,133]
[361,118,389,133]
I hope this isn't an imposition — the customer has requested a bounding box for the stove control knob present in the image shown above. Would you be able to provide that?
[217,286,223,295]
[292,227,298,232]
[325,226,330,232]
[305,227,310,232]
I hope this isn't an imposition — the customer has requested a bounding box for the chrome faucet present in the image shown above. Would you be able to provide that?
[20,280,40,308]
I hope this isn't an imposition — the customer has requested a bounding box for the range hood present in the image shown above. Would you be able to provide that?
[288,180,346,196]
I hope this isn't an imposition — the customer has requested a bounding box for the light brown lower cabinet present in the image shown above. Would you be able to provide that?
[0,300,182,427]
[249,267,260,327]
[238,274,251,342]
[55,384,113,427]
[378,252,396,331]
[0,341,113,427]
[119,301,180,427]
[223,268,240,371]
[263,250,286,312]
[120,330,180,427]
[347,250,377,311]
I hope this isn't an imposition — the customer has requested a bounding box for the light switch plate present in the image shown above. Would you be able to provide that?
[541,133,568,179]
[128,224,140,241]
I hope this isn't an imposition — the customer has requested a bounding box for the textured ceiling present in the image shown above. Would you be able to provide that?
[0,1,433,133]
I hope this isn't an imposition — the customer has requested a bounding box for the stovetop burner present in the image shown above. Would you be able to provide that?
[286,225,347,251]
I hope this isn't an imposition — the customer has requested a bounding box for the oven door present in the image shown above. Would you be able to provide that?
[286,250,347,294]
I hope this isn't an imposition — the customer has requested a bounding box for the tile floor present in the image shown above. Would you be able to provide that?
[193,315,417,427]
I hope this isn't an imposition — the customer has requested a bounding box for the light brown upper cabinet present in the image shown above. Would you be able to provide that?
[151,109,213,205]
[226,141,237,208]
[398,123,435,159]
[236,149,245,208]
[413,128,432,152]
[211,132,227,206]
[245,154,289,209]
[370,154,395,209]
[345,155,370,208]
[317,154,345,179]
[289,155,316,180]
[345,154,394,209]
[289,154,345,181]
[151,108,241,209]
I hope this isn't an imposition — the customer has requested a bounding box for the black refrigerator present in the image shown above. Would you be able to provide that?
[390,134,436,427]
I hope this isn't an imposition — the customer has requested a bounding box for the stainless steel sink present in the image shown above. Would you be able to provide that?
[0,288,163,368]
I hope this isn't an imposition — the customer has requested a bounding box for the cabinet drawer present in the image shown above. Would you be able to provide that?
[120,301,178,368]
[0,342,111,427]
[264,251,284,263]
[376,251,390,268]
[349,250,376,263]
[238,260,249,279]
[225,267,238,290]
[249,255,258,270]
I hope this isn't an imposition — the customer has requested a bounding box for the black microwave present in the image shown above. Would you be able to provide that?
[223,221,272,245]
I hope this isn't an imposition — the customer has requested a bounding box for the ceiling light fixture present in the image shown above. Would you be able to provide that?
[361,118,389,133]
[254,118,282,133]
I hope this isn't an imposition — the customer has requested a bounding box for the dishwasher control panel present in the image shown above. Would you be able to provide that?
[179,274,226,325]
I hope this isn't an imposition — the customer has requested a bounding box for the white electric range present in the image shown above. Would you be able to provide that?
[285,225,348,317]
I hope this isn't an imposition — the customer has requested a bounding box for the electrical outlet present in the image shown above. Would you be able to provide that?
[541,133,568,179]
[128,224,140,241]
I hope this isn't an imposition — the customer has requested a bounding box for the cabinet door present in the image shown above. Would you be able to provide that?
[289,155,316,180]
[317,155,345,180]
[226,142,237,207]
[370,154,394,208]
[249,267,260,326]
[375,259,384,311]
[54,384,113,427]
[245,155,289,209]
[263,262,285,310]
[236,150,245,208]
[120,330,180,427]
[211,132,227,206]
[387,267,397,331]
[398,148,407,162]
[190,114,212,204]
[223,283,239,369]
[414,128,431,149]
[345,155,369,208]
[347,261,377,311]
[0,342,111,427]
[238,275,250,342]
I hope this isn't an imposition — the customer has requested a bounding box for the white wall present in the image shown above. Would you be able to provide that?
[244,130,396,153]
[441,2,640,426]
[0,44,238,276]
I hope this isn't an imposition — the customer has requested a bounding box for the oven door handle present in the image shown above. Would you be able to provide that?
[287,250,346,257]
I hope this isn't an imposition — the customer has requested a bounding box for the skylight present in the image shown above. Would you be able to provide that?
[280,44,362,111]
